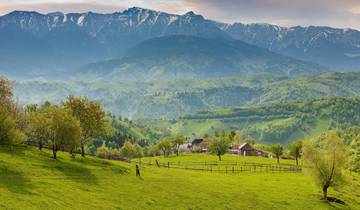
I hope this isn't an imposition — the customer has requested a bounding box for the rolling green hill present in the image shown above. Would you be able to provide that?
[1,146,359,209]
[139,97,360,145]
[14,72,360,119]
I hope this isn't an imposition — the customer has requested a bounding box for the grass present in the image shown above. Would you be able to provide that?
[1,146,359,210]
[143,153,297,165]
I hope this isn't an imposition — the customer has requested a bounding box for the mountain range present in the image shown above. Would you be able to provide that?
[1,7,360,79]
[78,35,323,81]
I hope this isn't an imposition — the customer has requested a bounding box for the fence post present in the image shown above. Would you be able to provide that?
[156,159,160,167]
[168,162,170,168]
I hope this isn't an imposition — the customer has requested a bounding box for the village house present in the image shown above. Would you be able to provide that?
[179,136,208,153]
[229,143,269,157]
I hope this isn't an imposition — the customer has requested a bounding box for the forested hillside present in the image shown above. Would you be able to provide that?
[15,72,360,119]
[140,97,360,145]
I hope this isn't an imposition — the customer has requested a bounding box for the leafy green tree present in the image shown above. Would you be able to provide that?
[120,141,137,160]
[339,127,360,172]
[0,76,14,113]
[133,143,144,162]
[229,131,236,142]
[120,141,143,161]
[96,143,110,159]
[0,105,26,146]
[0,76,25,131]
[303,131,349,201]
[64,96,108,157]
[271,144,284,164]
[350,135,360,172]
[208,137,230,161]
[45,106,82,159]
[26,111,51,150]
[156,139,172,157]
[172,134,186,156]
[289,141,303,165]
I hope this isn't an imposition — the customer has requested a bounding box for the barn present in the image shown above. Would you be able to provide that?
[229,143,269,157]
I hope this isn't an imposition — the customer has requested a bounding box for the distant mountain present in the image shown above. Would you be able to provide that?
[0,8,229,77]
[77,35,324,81]
[219,23,360,71]
[14,72,360,119]
[2,7,360,78]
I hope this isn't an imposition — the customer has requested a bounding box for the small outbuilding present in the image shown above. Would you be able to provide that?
[229,143,269,157]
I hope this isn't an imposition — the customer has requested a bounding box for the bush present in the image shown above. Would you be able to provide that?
[0,105,26,146]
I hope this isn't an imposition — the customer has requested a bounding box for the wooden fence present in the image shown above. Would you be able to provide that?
[135,159,302,174]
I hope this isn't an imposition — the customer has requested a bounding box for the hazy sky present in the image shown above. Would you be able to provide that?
[1,0,360,29]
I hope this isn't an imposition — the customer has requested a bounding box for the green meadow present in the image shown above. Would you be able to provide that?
[1,146,359,210]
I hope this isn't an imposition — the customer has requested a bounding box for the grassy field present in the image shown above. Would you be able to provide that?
[1,146,359,210]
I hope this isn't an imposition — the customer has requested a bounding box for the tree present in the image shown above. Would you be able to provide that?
[0,105,25,146]
[350,137,360,172]
[156,139,172,157]
[0,76,25,130]
[340,127,360,172]
[229,131,236,142]
[172,134,186,156]
[133,143,144,162]
[26,110,51,150]
[271,144,283,164]
[0,76,14,113]
[120,141,143,161]
[289,141,303,165]
[45,106,82,159]
[208,137,230,161]
[96,143,110,159]
[303,131,349,201]
[64,96,108,157]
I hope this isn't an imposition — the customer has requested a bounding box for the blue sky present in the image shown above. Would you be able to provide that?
[1,0,360,29]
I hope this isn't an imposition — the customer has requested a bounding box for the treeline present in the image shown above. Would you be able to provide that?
[0,76,154,159]
[180,97,360,143]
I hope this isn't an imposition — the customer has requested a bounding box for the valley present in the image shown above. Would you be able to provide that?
[0,4,360,210]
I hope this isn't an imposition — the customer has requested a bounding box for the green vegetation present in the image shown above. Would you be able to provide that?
[289,141,303,166]
[150,97,360,145]
[1,73,360,209]
[208,136,230,161]
[303,131,349,201]
[14,72,360,119]
[1,147,360,210]
[271,144,284,164]
[64,95,108,157]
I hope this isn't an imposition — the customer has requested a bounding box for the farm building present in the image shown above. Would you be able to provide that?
[191,138,208,153]
[229,143,269,157]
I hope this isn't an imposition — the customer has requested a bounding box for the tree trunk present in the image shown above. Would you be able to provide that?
[218,153,222,161]
[296,157,298,166]
[277,156,280,164]
[81,144,85,157]
[39,141,42,151]
[322,185,329,201]
[52,145,57,159]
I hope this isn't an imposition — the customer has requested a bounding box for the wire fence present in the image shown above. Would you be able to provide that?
[135,159,302,174]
